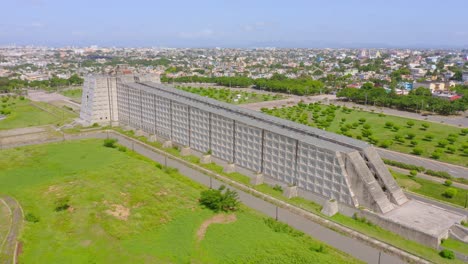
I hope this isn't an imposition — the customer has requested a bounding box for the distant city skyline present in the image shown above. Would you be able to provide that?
[2,0,468,48]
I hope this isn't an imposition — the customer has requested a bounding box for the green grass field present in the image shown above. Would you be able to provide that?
[60,89,82,102]
[392,170,468,208]
[262,103,468,166]
[0,96,76,130]
[442,238,468,255]
[0,139,360,263]
[177,86,285,104]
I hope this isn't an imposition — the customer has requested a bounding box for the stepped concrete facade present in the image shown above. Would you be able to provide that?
[80,74,466,248]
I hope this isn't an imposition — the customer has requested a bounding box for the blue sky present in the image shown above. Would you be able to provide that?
[2,0,468,48]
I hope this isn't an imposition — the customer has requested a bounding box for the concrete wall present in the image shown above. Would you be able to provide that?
[84,76,407,214]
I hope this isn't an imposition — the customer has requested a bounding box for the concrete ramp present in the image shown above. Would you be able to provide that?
[450,224,468,243]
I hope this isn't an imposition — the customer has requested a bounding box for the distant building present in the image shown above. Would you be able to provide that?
[463,71,468,82]
[432,92,462,101]
[398,82,413,90]
[413,81,446,92]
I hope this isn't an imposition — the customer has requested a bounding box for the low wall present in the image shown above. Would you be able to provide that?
[358,210,443,249]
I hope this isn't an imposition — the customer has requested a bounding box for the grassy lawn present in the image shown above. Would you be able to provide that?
[177,86,285,104]
[0,96,76,130]
[392,170,468,208]
[0,139,360,263]
[111,128,465,263]
[262,103,468,166]
[442,238,468,255]
[60,89,82,102]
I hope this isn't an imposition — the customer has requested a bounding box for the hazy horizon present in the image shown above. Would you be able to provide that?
[2,0,468,49]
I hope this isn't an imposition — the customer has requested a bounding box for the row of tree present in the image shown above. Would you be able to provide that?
[336,83,467,115]
[0,74,83,92]
[161,73,325,96]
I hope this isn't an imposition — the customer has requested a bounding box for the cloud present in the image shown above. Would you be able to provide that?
[178,29,215,39]
[30,22,44,28]
[242,22,267,32]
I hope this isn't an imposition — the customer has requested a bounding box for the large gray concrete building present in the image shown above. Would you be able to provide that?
[81,74,466,248]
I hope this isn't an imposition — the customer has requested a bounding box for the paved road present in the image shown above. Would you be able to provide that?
[378,148,468,180]
[76,132,405,264]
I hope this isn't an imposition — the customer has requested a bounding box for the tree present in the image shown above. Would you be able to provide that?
[443,188,458,199]
[199,185,239,212]
[68,74,84,85]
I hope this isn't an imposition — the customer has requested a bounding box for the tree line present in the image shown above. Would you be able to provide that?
[0,74,83,92]
[161,73,325,96]
[336,83,467,115]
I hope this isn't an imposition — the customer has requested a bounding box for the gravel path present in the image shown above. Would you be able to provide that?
[0,196,23,264]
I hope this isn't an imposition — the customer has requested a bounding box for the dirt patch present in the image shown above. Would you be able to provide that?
[80,240,92,247]
[397,179,422,190]
[105,204,130,221]
[196,214,237,242]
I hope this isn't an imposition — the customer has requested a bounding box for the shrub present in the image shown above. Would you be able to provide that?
[92,122,99,127]
[437,140,449,148]
[363,124,371,129]
[25,213,40,223]
[446,146,456,154]
[361,129,372,138]
[273,184,283,192]
[421,123,430,130]
[103,138,118,148]
[406,120,415,127]
[358,118,366,124]
[54,197,70,212]
[384,121,394,128]
[423,134,434,141]
[410,140,418,146]
[444,180,452,187]
[406,133,416,140]
[425,170,452,179]
[442,188,458,199]
[264,218,304,237]
[461,128,468,136]
[431,150,442,159]
[19,96,25,100]
[118,145,127,152]
[439,249,455,259]
[379,140,393,148]
[409,170,417,177]
[199,185,239,212]
[412,147,423,155]
[382,159,425,172]
[392,125,400,132]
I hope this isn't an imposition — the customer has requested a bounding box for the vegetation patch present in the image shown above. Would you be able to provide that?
[0,139,360,263]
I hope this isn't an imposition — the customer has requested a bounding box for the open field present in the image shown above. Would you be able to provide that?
[60,89,82,102]
[261,102,468,166]
[177,86,285,104]
[0,96,77,130]
[0,139,360,263]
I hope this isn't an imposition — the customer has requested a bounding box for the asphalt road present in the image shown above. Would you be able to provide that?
[83,132,405,264]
